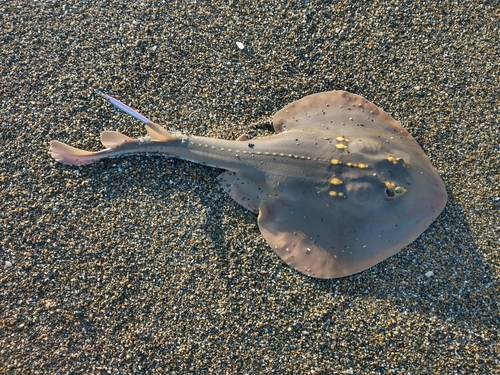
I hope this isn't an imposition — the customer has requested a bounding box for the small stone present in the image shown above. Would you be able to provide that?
[425,270,434,277]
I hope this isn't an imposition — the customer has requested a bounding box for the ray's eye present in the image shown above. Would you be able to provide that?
[386,186,404,199]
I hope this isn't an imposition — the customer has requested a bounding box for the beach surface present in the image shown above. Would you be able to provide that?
[1,1,499,373]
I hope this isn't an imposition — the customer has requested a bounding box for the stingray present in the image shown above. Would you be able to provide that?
[50,90,447,279]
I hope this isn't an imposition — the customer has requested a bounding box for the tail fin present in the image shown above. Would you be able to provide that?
[49,140,98,165]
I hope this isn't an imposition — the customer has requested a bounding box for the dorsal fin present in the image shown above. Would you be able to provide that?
[236,134,250,141]
[100,131,135,148]
[145,123,177,142]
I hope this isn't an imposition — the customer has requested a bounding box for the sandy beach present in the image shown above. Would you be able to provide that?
[1,1,498,373]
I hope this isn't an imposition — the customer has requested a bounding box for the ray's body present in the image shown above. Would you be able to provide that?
[50,91,447,279]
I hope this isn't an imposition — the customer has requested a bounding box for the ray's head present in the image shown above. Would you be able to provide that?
[329,137,447,217]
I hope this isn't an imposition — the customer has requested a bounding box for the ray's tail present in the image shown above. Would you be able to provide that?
[49,130,138,165]
[49,91,177,166]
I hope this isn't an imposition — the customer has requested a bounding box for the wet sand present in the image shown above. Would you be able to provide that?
[1,1,498,373]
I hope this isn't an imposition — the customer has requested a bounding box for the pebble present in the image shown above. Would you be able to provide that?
[1,0,498,374]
